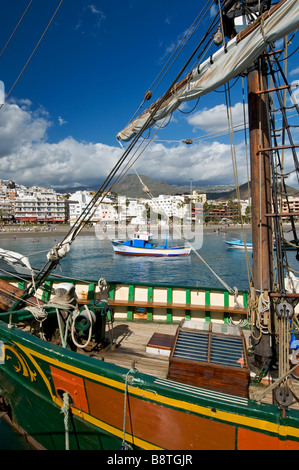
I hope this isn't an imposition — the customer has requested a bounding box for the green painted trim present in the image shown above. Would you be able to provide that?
[128,285,134,301]
[167,287,172,304]
[146,309,153,321]
[186,289,191,320]
[147,286,153,302]
[127,285,134,320]
[0,273,248,295]
[167,288,172,322]
[108,285,115,300]
[147,286,153,321]
[243,292,248,308]
[18,280,25,290]
[41,281,53,302]
[87,283,95,300]
[205,290,210,322]
[105,280,246,295]
[224,291,229,325]
[166,309,172,322]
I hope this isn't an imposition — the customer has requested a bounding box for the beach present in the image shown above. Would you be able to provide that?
[0,223,251,239]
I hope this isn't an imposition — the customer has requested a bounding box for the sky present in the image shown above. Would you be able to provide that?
[0,0,298,192]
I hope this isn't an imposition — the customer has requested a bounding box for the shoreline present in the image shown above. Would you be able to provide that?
[0,224,251,239]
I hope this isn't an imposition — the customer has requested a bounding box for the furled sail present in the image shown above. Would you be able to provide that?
[117,0,299,142]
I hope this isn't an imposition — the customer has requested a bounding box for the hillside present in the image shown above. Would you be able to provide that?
[215,182,299,201]
[112,174,236,199]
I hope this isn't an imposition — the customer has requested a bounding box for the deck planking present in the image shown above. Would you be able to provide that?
[100,321,178,378]
[98,321,299,410]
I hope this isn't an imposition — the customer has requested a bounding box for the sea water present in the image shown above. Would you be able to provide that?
[0,228,254,290]
[0,227,298,449]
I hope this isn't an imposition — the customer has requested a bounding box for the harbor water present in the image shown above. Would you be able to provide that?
[0,227,255,290]
[0,226,298,449]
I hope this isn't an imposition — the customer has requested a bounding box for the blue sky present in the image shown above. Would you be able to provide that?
[0,0,298,191]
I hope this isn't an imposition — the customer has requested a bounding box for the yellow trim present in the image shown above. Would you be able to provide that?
[15,342,299,442]
[71,407,163,450]
[14,341,163,450]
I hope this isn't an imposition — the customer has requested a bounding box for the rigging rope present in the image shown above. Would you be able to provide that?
[132,166,238,296]
[0,0,34,58]
[121,364,136,450]
[223,78,253,285]
[13,4,227,303]
[124,0,215,128]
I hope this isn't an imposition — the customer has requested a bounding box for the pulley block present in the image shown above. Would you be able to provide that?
[275,385,293,408]
[275,301,294,319]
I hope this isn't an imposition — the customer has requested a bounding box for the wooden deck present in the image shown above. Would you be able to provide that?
[96,320,299,410]
[99,321,178,378]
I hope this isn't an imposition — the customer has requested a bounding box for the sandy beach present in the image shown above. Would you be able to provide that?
[0,223,251,239]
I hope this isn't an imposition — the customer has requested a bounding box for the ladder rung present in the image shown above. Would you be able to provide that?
[256,85,294,94]
[265,212,299,217]
[270,293,299,298]
[258,144,299,153]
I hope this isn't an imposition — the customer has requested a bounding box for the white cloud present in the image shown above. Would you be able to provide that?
[88,4,100,15]
[0,99,249,190]
[58,116,67,126]
[0,101,121,189]
[135,140,248,186]
[290,66,299,77]
[187,102,247,133]
[209,4,218,18]
[75,4,106,33]
[0,100,50,155]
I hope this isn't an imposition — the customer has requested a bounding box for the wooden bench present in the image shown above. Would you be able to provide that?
[107,298,247,315]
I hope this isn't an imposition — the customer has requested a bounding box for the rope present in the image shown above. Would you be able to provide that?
[224,81,253,285]
[121,363,136,450]
[131,165,238,295]
[124,0,215,128]
[0,0,33,58]
[26,306,48,323]
[70,306,93,349]
[253,360,299,404]
[61,392,70,450]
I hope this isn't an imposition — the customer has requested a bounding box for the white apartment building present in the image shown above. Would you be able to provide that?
[0,200,14,220]
[146,195,188,220]
[117,196,147,224]
[69,191,117,225]
[192,191,207,203]
[282,196,299,213]
[14,195,66,223]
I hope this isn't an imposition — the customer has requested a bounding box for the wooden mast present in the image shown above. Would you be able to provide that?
[247,58,274,367]
[247,60,273,292]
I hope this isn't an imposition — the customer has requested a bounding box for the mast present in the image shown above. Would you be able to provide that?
[247,60,273,293]
[247,58,275,368]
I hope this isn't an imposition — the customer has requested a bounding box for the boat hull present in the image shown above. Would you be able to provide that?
[1,318,299,450]
[226,240,253,250]
[111,240,191,256]
[0,274,299,450]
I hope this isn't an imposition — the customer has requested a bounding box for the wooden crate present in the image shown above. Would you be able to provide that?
[167,321,250,398]
[146,332,175,357]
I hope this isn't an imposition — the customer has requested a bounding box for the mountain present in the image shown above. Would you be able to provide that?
[113,174,180,197]
[112,174,236,198]
[216,182,299,201]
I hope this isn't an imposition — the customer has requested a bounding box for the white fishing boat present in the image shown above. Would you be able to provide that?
[111,232,191,256]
